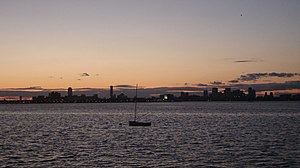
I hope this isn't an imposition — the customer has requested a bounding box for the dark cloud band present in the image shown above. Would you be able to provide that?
[232,72,300,82]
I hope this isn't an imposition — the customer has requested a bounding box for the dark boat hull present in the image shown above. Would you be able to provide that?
[129,121,151,126]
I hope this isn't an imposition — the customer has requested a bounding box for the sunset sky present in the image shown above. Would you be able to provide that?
[0,0,300,97]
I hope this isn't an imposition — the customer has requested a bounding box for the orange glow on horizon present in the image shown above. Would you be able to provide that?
[0,1,299,92]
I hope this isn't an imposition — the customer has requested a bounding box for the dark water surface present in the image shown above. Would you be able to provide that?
[0,102,299,167]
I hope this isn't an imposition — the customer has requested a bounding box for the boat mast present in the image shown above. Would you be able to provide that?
[134,84,138,121]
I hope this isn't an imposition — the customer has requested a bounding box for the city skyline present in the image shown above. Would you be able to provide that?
[1,80,300,100]
[2,84,300,103]
[1,1,300,95]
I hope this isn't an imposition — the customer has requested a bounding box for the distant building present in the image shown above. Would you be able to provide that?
[280,94,292,101]
[110,86,114,99]
[264,92,273,101]
[212,88,218,96]
[247,87,256,101]
[160,94,175,101]
[32,95,45,103]
[180,92,189,98]
[231,89,246,101]
[224,88,231,95]
[270,92,274,100]
[203,90,208,98]
[117,93,128,100]
[93,94,98,98]
[68,87,73,97]
[48,92,61,101]
[264,92,268,98]
[224,88,232,100]
[211,88,219,100]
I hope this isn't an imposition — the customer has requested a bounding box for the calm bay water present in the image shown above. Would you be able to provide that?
[0,102,299,167]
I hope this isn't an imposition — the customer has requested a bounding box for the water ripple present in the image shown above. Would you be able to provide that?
[0,102,299,167]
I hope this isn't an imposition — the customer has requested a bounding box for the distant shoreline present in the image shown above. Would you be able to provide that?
[1,99,299,104]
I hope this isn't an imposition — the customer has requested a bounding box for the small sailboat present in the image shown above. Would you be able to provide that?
[129,84,151,126]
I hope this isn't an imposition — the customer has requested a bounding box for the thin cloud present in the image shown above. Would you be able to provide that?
[234,60,257,63]
[210,81,224,85]
[9,87,63,92]
[114,85,135,88]
[0,86,44,91]
[228,80,239,83]
[79,73,90,77]
[236,72,300,82]
[233,58,263,63]
[196,83,208,86]
[49,76,63,79]
[185,83,208,87]
[23,86,43,90]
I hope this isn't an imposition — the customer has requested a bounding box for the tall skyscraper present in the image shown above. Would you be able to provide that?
[247,87,256,101]
[224,88,232,100]
[68,87,73,97]
[270,92,274,98]
[203,90,208,98]
[110,85,114,99]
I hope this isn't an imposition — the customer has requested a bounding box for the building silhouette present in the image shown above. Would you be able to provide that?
[203,90,208,99]
[231,89,246,101]
[180,92,189,99]
[224,88,232,100]
[68,87,73,97]
[211,88,221,100]
[247,87,256,101]
[263,92,274,101]
[212,88,218,96]
[110,85,114,99]
[48,92,61,99]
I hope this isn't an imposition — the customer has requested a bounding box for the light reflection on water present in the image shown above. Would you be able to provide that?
[0,102,299,167]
